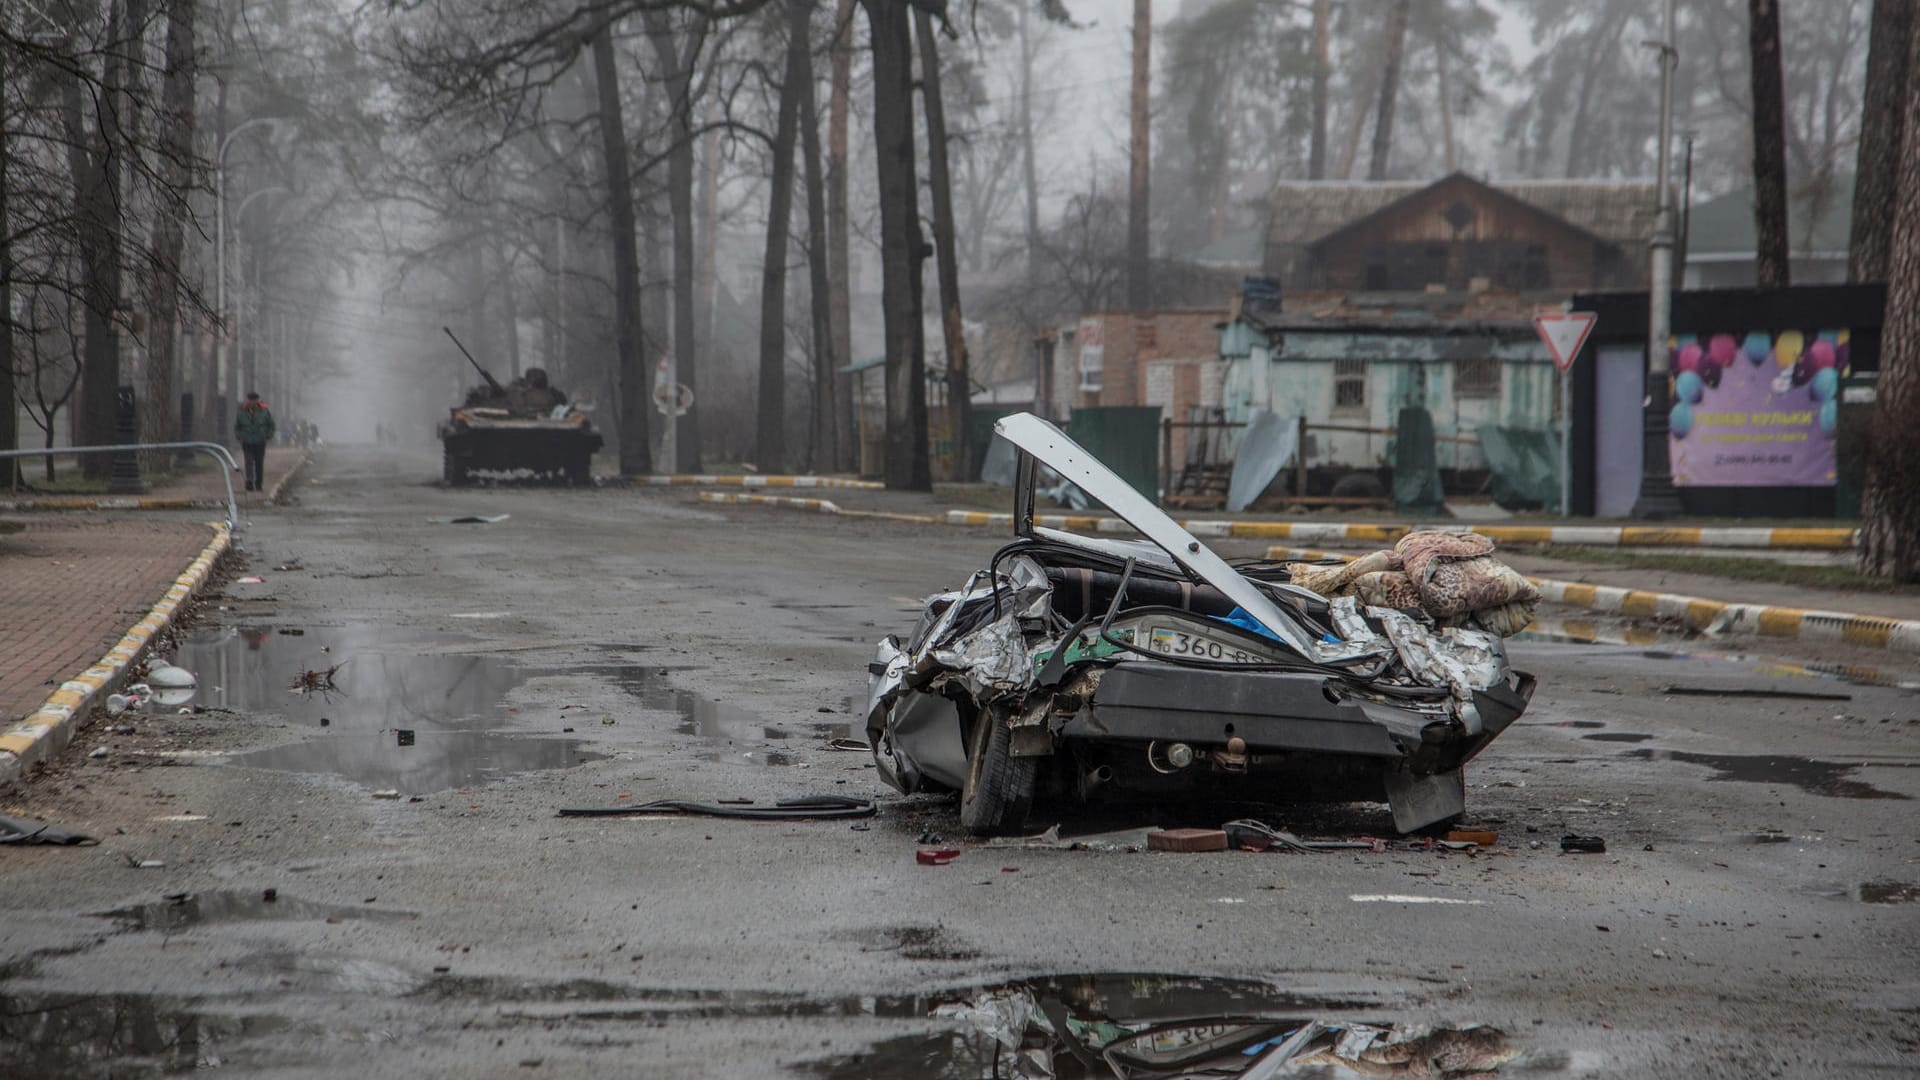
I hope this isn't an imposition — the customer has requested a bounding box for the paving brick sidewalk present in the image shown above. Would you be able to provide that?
[0,517,219,725]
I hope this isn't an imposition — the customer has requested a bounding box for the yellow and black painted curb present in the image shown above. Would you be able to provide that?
[0,522,232,788]
[641,474,881,490]
[695,491,939,525]
[1263,545,1920,656]
[0,496,210,511]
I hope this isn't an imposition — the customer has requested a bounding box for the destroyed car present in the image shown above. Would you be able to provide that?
[864,413,1536,836]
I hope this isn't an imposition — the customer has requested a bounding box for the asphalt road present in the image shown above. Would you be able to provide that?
[2,446,1916,1079]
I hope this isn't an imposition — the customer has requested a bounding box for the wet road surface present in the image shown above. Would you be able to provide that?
[1,447,1917,1077]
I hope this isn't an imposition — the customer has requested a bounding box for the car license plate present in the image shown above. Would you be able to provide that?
[1147,626,1268,664]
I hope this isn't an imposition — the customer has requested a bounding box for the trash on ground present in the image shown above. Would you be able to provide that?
[1147,827,1228,853]
[0,813,99,846]
[145,659,196,690]
[431,514,511,525]
[1660,684,1852,701]
[1561,834,1607,853]
[237,575,266,584]
[273,562,304,571]
[87,746,109,759]
[916,848,962,865]
[864,413,1537,839]
[1446,827,1499,845]
[372,789,402,799]
[825,737,871,752]
[556,795,874,820]
[105,684,153,715]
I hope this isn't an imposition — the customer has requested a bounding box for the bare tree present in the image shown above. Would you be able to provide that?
[592,21,653,474]
[795,0,835,470]
[1851,0,1913,282]
[859,0,930,491]
[1748,0,1790,287]
[755,0,808,471]
[916,7,968,481]
[139,0,196,475]
[1308,0,1329,179]
[1367,0,1410,181]
[827,0,855,470]
[1860,14,1920,581]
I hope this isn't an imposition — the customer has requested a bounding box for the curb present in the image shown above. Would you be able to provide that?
[0,496,212,511]
[696,490,940,525]
[1263,545,1920,656]
[0,521,233,788]
[642,474,880,490]
[268,451,314,503]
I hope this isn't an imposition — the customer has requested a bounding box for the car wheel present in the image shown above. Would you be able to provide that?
[960,703,1037,836]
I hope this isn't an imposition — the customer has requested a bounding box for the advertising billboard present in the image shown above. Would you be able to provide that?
[1667,329,1844,487]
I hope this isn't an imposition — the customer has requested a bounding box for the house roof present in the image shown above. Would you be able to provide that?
[1264,173,1661,251]
[1684,174,1854,257]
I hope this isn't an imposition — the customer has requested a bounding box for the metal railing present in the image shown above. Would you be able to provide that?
[0,442,241,529]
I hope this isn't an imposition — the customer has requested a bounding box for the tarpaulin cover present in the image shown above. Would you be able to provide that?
[1476,425,1560,510]
[1226,410,1300,512]
[1392,406,1445,514]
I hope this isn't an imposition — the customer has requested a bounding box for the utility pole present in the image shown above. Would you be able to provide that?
[1632,0,1685,519]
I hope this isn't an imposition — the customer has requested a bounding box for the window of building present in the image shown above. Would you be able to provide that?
[1333,358,1368,411]
[1454,357,1502,399]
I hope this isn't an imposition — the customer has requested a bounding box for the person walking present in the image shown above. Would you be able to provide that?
[234,391,276,492]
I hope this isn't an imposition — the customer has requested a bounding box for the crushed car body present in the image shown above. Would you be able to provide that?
[864,412,1538,836]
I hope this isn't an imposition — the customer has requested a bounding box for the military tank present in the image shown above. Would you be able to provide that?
[438,328,603,487]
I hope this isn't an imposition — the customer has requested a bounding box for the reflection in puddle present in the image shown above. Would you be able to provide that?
[96,891,417,932]
[224,731,600,792]
[0,990,298,1078]
[1626,749,1912,800]
[578,664,851,763]
[172,625,519,730]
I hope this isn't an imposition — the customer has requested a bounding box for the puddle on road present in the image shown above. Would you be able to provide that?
[1511,636,1920,692]
[171,625,522,730]
[1584,732,1655,743]
[578,664,852,761]
[1625,749,1913,800]
[95,891,418,933]
[0,988,301,1078]
[225,731,601,792]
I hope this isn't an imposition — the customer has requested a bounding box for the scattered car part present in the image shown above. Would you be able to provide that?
[557,795,875,820]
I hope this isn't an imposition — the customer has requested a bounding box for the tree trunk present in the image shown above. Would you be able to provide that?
[1859,10,1920,582]
[1308,0,1329,180]
[647,12,705,470]
[0,45,16,488]
[1851,0,1914,282]
[1367,0,1410,182]
[797,0,837,472]
[917,9,970,481]
[756,0,807,472]
[1435,35,1455,172]
[76,0,128,476]
[859,0,930,491]
[139,0,194,475]
[828,0,856,471]
[592,22,652,475]
[1126,0,1152,308]
[1748,0,1791,288]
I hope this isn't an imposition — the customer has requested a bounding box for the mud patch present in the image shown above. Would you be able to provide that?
[1625,749,1912,800]
[851,925,983,962]
[1860,881,1920,904]
[96,890,418,933]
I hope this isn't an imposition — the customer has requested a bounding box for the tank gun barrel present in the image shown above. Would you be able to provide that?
[443,326,505,396]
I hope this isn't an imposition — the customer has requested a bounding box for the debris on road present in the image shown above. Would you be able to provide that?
[145,659,197,690]
[864,413,1537,838]
[916,848,962,865]
[0,813,99,846]
[1561,834,1607,853]
[1147,827,1228,852]
[430,514,511,525]
[825,737,871,752]
[556,795,875,820]
[1660,684,1852,701]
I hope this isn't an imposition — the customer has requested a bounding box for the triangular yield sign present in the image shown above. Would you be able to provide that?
[1533,312,1597,374]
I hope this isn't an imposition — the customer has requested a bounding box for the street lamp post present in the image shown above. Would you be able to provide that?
[1632,0,1685,519]
[215,118,289,433]
[232,185,289,401]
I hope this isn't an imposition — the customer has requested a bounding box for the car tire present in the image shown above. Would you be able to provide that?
[960,704,1037,837]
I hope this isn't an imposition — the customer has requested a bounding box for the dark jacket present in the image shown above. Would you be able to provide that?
[235,400,276,444]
